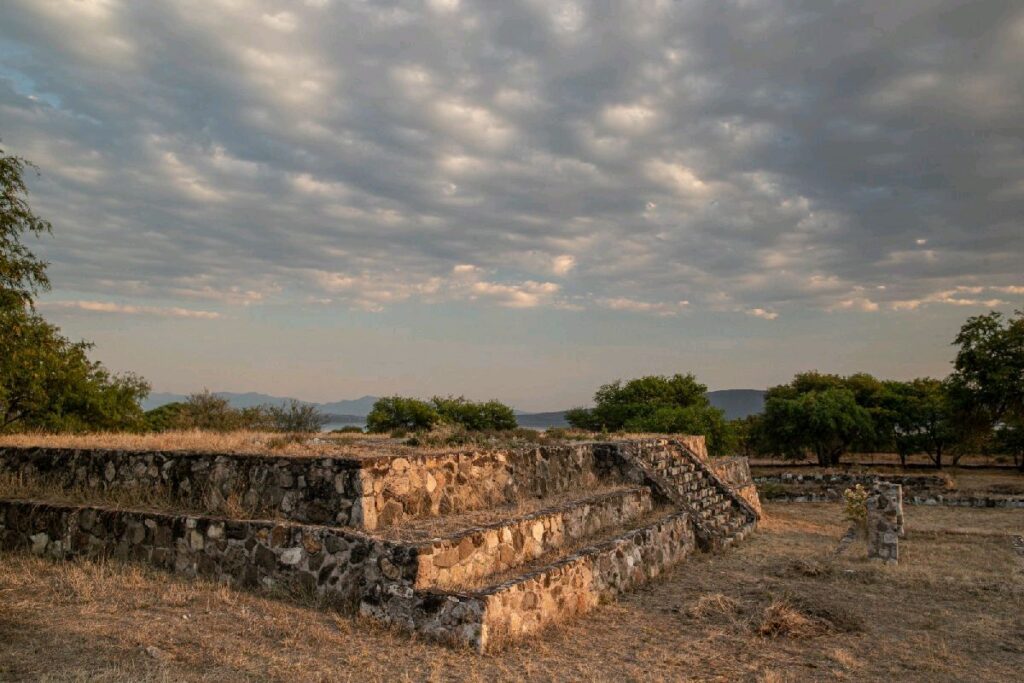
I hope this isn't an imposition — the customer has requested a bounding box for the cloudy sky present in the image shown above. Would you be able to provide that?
[1,0,1022,410]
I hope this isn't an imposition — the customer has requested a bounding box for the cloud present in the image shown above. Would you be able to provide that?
[40,300,220,319]
[0,0,1021,323]
[746,308,779,320]
[598,297,689,317]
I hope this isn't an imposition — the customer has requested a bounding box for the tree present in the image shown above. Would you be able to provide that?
[949,311,1024,467]
[1,143,151,432]
[950,311,1024,423]
[1,143,51,311]
[1,306,149,431]
[565,374,732,455]
[365,396,439,433]
[429,396,518,431]
[882,378,960,468]
[992,418,1024,471]
[760,377,874,466]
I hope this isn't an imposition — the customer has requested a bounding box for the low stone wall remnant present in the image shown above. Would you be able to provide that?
[866,482,903,564]
[0,499,417,607]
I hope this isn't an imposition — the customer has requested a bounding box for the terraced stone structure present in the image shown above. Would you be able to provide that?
[0,436,759,651]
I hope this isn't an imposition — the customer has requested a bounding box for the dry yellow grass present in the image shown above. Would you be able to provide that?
[0,430,422,459]
[1,502,1021,681]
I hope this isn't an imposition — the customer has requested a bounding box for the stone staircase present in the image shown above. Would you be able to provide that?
[596,439,759,550]
[0,436,759,652]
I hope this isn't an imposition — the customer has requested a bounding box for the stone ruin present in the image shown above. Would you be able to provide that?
[0,437,760,651]
[866,481,903,565]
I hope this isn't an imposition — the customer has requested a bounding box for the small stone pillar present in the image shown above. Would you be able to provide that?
[866,482,903,564]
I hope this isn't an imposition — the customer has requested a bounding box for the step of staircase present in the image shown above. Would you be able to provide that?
[360,507,695,652]
[389,486,655,590]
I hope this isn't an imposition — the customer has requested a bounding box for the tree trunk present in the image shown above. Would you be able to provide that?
[931,445,943,469]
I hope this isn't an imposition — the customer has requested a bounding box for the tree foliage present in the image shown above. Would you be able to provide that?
[366,395,518,433]
[366,396,440,433]
[880,378,959,468]
[0,143,151,433]
[429,395,518,431]
[949,310,1024,470]
[1,306,149,431]
[760,373,875,466]
[1,144,51,311]
[565,374,732,455]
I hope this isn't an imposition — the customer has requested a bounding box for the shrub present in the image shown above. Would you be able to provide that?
[429,395,518,431]
[842,484,869,531]
[365,396,439,433]
[331,426,364,434]
[265,400,327,433]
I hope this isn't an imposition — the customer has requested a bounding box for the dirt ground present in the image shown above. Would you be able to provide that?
[1,502,1021,682]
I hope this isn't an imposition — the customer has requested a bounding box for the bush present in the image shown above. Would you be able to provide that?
[143,402,188,432]
[144,393,325,433]
[429,396,518,431]
[365,396,439,433]
[265,400,327,433]
[331,426,364,434]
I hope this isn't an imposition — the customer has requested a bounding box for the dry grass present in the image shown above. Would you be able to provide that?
[755,600,831,639]
[0,430,442,459]
[2,503,1021,681]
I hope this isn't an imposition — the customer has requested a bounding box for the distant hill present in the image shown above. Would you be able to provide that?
[707,389,765,420]
[318,396,380,416]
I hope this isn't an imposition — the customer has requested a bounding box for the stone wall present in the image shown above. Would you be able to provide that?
[416,486,652,589]
[479,510,694,648]
[0,444,604,531]
[363,510,696,651]
[358,444,600,530]
[0,447,365,526]
[0,498,415,608]
[753,471,949,494]
[709,456,762,518]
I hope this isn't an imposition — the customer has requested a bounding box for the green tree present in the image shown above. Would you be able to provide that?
[565,374,732,455]
[1,306,149,431]
[1,143,150,432]
[760,377,874,466]
[429,396,518,431]
[365,396,439,433]
[992,417,1024,471]
[881,378,960,468]
[1,143,51,311]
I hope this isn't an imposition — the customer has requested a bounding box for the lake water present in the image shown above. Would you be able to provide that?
[322,419,366,432]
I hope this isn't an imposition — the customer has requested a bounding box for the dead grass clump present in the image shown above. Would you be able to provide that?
[686,593,741,621]
[755,599,831,639]
[772,558,835,579]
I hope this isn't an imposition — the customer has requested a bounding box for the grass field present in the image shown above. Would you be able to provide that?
[1,502,1020,682]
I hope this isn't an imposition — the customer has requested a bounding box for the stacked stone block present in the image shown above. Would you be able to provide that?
[866,482,903,565]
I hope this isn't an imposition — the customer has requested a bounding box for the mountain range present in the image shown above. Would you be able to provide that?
[142,389,766,425]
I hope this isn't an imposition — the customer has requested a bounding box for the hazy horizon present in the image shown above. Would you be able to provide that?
[2,1,1021,412]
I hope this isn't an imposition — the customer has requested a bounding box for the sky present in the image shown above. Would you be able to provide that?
[1,0,1022,411]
